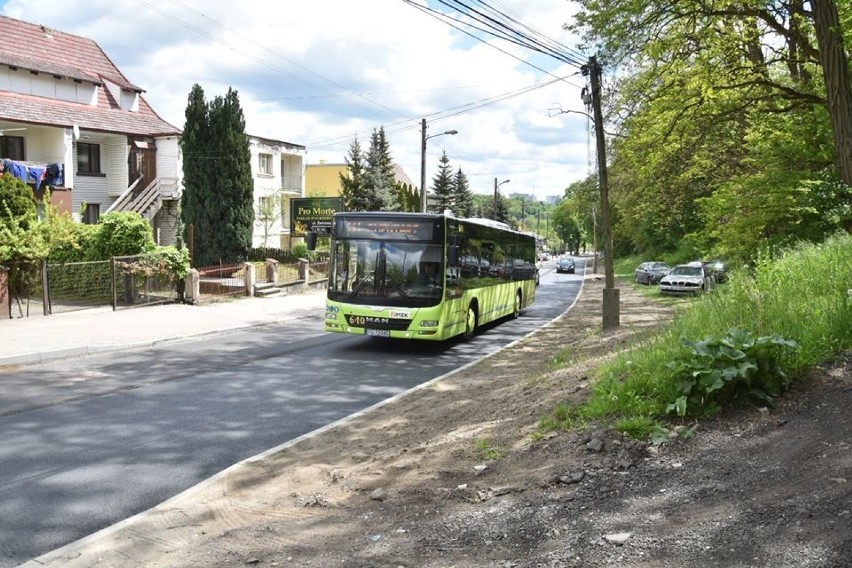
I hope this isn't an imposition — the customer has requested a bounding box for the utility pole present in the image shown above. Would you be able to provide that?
[584,55,619,330]
[420,119,458,213]
[493,177,509,221]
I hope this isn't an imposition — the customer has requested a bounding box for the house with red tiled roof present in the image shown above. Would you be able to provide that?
[0,14,183,245]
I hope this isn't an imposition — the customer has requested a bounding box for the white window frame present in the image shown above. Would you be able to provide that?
[258,153,273,175]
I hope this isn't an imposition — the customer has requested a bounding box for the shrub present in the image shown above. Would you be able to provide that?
[666,327,799,417]
[292,242,317,262]
[87,212,156,260]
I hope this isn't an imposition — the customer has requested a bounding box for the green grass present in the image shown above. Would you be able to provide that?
[474,437,504,460]
[542,233,852,439]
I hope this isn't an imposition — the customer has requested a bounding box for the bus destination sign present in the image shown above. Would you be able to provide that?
[340,218,435,240]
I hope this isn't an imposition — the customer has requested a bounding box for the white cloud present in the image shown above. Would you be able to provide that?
[2,0,593,201]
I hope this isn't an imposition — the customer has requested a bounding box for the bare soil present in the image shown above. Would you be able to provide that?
[54,276,851,568]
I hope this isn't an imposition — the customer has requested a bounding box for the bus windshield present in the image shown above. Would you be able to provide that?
[328,239,444,307]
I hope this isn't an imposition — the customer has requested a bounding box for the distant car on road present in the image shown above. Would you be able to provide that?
[634,261,671,285]
[556,257,575,274]
[659,261,713,296]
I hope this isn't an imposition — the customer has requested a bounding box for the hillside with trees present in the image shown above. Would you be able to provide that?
[550,0,852,265]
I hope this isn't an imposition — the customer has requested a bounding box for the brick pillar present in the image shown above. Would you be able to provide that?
[265,259,279,283]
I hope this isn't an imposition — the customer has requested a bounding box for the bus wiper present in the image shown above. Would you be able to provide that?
[350,272,373,299]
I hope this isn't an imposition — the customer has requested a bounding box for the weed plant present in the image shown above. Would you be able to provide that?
[543,233,852,437]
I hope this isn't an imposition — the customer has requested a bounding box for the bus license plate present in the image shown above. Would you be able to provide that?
[367,329,390,337]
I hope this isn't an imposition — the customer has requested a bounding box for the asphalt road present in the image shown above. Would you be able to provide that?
[0,258,585,567]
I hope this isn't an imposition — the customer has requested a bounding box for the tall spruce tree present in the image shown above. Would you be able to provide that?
[340,136,369,211]
[365,127,399,211]
[180,85,253,266]
[452,168,475,217]
[430,150,455,213]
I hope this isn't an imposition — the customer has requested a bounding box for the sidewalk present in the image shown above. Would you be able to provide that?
[0,288,327,367]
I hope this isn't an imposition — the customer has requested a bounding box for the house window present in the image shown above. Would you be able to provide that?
[259,196,277,218]
[258,153,273,175]
[83,203,100,224]
[77,142,101,174]
[0,135,25,160]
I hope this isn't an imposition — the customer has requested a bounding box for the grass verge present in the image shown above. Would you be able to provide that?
[542,233,852,439]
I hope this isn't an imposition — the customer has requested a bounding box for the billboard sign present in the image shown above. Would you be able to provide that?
[290,197,343,236]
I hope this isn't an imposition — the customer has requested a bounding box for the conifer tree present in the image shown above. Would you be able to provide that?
[365,127,398,211]
[179,84,210,254]
[339,136,368,211]
[452,168,475,217]
[180,85,254,266]
[395,182,420,212]
[430,150,455,213]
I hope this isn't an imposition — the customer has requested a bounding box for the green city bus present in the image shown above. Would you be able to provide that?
[324,211,537,341]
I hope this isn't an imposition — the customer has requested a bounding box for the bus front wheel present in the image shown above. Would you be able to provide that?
[463,304,478,341]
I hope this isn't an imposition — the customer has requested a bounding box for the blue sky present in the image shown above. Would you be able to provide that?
[0,0,592,201]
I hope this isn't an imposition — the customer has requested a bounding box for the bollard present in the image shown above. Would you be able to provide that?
[184,269,200,304]
[244,262,256,296]
[299,259,309,289]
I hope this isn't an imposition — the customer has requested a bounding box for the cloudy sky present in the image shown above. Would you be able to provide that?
[1,0,593,202]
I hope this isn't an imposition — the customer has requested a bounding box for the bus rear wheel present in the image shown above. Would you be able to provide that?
[463,304,478,341]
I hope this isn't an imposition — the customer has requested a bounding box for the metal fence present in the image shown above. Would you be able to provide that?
[3,253,325,318]
[195,261,247,300]
[4,255,180,318]
[112,254,181,310]
[47,259,113,314]
[5,260,44,318]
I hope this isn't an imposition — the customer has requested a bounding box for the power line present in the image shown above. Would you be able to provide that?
[401,0,587,69]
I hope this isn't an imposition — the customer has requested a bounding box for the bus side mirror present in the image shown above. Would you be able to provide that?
[306,232,317,250]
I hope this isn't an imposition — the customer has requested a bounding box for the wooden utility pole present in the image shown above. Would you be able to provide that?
[584,56,619,330]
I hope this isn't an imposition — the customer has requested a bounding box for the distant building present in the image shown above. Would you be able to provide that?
[247,135,306,248]
[305,161,414,199]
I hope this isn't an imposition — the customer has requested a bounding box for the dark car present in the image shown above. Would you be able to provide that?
[634,261,671,285]
[556,257,575,274]
[703,260,729,283]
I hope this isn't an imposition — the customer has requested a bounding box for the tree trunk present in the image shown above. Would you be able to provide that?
[811,0,852,188]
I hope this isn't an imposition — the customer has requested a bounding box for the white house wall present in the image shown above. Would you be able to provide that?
[248,137,305,248]
[106,136,127,197]
[0,66,97,105]
[155,136,181,197]
[71,134,127,219]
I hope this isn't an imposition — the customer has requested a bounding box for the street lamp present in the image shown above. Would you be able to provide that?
[493,178,510,220]
[420,118,458,213]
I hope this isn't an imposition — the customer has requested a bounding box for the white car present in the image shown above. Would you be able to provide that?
[659,262,713,296]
